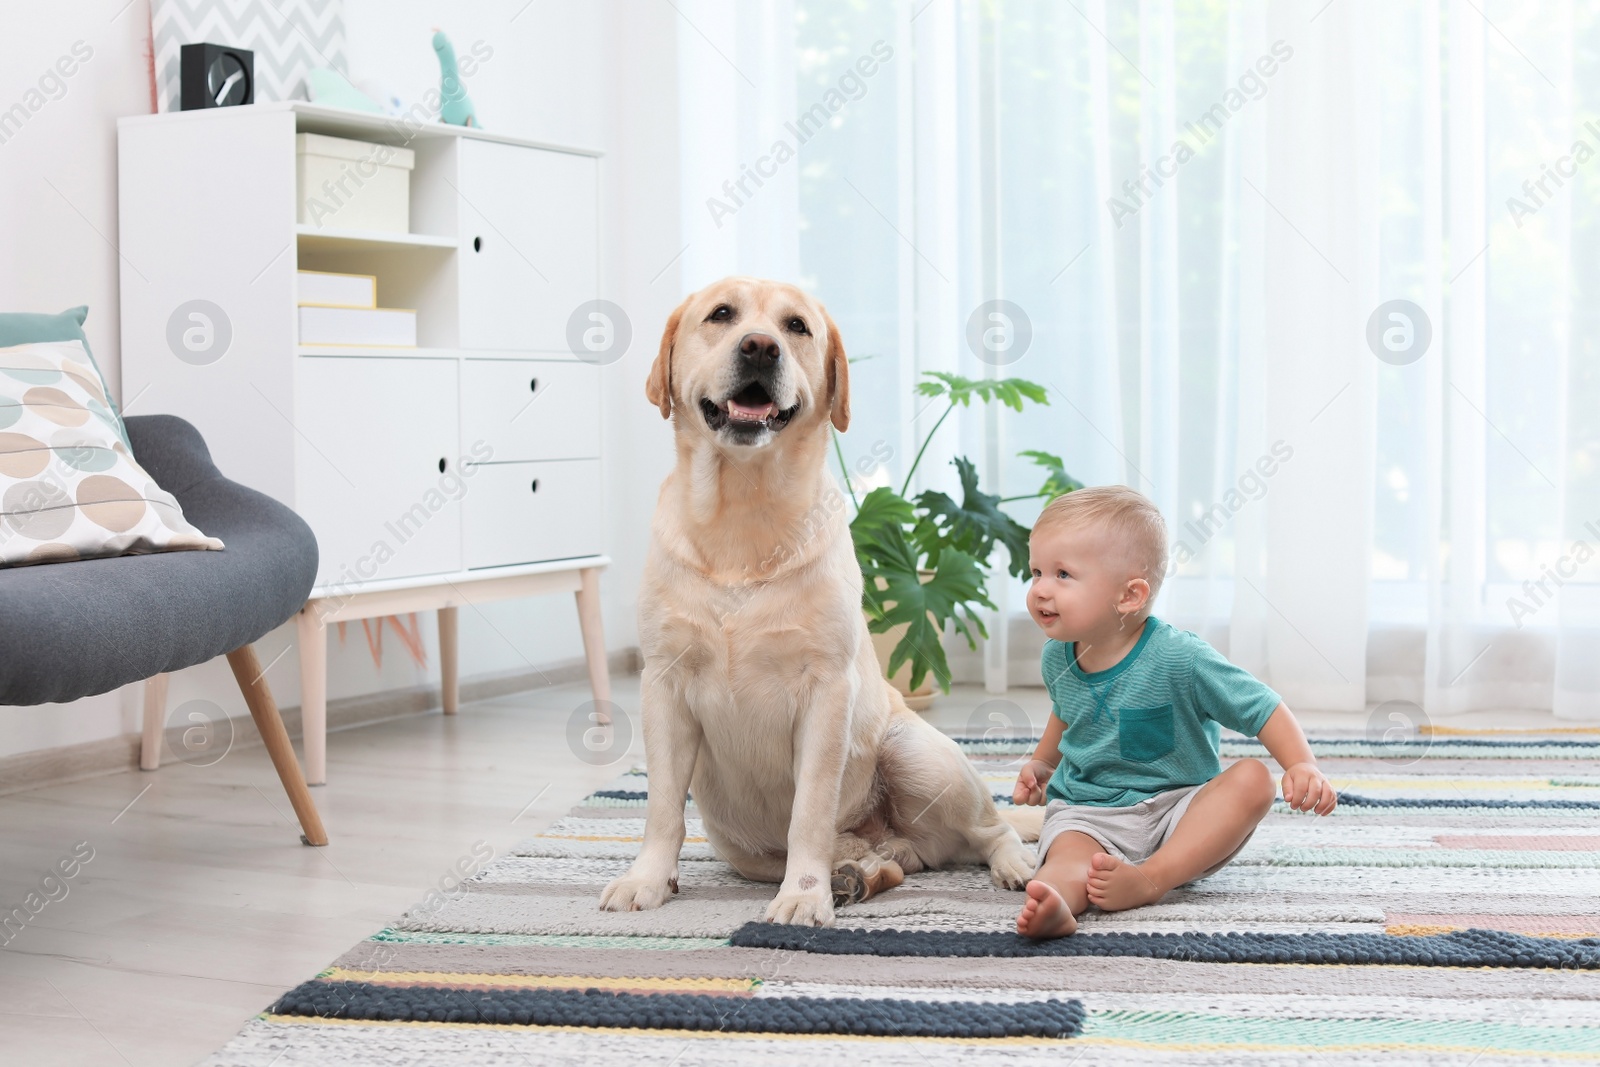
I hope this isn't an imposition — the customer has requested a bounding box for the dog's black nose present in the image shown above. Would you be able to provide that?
[738,332,781,369]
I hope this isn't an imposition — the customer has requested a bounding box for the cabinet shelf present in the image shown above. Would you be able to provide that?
[295,226,457,253]
[297,345,452,358]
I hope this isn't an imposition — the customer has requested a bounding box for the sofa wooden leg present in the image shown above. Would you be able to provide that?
[225,643,328,846]
[140,673,169,771]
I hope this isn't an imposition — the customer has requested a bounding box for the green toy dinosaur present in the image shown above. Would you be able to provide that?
[432,30,479,128]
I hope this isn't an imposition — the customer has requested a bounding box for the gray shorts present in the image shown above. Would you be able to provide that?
[1036,783,1254,882]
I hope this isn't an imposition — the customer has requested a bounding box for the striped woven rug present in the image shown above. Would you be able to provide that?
[205,731,1600,1064]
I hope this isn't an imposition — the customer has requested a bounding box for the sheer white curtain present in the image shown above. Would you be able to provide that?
[676,0,802,286]
[672,0,1600,720]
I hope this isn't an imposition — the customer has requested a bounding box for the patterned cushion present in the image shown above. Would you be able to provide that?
[0,340,223,567]
[0,306,128,448]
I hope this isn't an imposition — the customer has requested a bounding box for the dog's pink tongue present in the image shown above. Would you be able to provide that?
[727,399,776,421]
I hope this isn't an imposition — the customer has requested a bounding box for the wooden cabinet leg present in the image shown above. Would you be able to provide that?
[574,567,611,717]
[297,607,328,786]
[140,673,169,771]
[439,605,459,715]
[226,643,327,846]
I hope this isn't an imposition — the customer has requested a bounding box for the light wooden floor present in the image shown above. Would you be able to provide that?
[0,676,1574,1066]
[0,675,648,1067]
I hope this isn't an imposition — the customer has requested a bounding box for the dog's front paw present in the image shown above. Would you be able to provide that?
[988,843,1036,890]
[599,868,678,912]
[764,877,835,927]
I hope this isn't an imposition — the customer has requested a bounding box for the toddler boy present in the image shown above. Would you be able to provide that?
[1013,485,1335,938]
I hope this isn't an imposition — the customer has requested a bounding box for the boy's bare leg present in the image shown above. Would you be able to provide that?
[1016,830,1103,939]
[1086,758,1276,912]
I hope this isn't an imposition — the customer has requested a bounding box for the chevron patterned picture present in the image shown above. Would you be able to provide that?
[151,0,346,112]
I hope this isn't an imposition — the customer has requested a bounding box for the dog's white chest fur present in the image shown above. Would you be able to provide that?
[645,562,856,722]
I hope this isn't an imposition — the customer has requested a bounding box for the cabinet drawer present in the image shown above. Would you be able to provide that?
[462,359,600,461]
[462,459,602,569]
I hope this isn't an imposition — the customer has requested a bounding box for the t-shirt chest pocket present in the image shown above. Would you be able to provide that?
[1116,704,1175,762]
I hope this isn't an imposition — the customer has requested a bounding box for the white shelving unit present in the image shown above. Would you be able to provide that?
[118,102,612,787]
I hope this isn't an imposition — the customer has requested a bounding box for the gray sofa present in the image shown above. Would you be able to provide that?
[0,414,327,844]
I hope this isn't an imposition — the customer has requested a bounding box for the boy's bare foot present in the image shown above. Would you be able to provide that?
[1085,852,1165,911]
[1016,879,1078,939]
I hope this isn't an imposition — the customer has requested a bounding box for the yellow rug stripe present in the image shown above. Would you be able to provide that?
[1422,725,1600,736]
[1386,924,1461,937]
[320,969,754,993]
[1386,924,1594,940]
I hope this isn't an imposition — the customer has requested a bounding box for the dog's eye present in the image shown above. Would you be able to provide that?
[706,304,734,323]
[785,317,809,335]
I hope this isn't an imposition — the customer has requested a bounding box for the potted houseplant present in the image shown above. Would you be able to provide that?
[834,371,1080,706]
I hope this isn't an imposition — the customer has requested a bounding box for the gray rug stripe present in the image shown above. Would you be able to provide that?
[454,884,1390,917]
[456,883,776,901]
[327,941,1600,1000]
[523,817,1600,849]
[428,883,1593,927]
[396,892,1020,938]
[468,855,1600,896]
[401,888,1401,937]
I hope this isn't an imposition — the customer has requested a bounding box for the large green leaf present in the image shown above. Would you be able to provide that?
[860,542,993,694]
[850,485,915,544]
[914,456,1033,580]
[915,371,1049,412]
[850,487,917,625]
[1020,449,1083,501]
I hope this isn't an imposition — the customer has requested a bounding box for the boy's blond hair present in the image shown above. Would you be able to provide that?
[1032,485,1168,611]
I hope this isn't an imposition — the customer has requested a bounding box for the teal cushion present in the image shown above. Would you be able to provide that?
[0,307,128,447]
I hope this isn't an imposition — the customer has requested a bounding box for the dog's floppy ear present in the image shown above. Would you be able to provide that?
[646,294,691,419]
[823,308,850,432]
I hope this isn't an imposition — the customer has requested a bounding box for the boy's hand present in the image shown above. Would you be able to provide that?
[1280,761,1336,815]
[1013,759,1054,806]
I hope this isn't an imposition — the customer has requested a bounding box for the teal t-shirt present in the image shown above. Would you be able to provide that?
[1043,617,1281,807]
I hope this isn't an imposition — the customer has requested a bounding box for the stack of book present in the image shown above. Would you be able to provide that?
[297,270,417,346]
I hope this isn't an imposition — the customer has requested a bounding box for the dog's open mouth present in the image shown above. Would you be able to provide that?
[700,381,800,434]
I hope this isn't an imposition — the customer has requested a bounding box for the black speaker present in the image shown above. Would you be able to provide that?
[180,43,254,110]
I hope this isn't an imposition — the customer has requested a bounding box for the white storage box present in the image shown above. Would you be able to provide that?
[297,269,377,308]
[295,133,414,233]
[298,305,417,346]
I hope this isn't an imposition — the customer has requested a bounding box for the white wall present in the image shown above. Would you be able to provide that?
[0,0,682,760]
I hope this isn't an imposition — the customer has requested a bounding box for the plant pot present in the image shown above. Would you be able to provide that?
[866,569,937,713]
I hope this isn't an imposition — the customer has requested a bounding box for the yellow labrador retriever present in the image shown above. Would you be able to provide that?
[599,276,1035,927]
